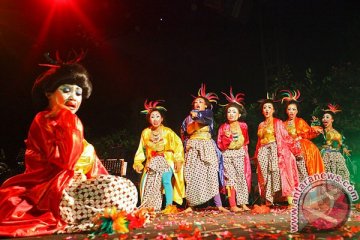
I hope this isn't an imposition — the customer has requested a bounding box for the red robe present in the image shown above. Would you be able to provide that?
[217,121,251,192]
[254,118,300,198]
[0,109,107,237]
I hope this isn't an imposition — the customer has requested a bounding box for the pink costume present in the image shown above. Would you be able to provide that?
[255,118,300,201]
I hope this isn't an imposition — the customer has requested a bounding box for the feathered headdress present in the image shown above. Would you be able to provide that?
[32,50,91,110]
[193,83,219,103]
[39,50,86,68]
[257,92,278,103]
[322,103,341,114]
[140,99,167,115]
[279,89,301,103]
[221,87,245,106]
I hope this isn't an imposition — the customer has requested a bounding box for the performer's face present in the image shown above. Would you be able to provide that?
[193,98,207,111]
[262,103,274,118]
[286,103,298,120]
[47,84,83,114]
[149,110,163,128]
[227,107,240,123]
[322,113,334,128]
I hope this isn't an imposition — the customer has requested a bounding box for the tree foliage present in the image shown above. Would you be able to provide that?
[91,129,138,160]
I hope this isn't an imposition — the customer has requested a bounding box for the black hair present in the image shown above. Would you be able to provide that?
[32,63,92,110]
[192,96,211,109]
[225,102,247,120]
[285,100,301,116]
[260,99,277,116]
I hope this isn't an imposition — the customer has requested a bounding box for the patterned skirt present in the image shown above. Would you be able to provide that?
[184,139,219,207]
[295,141,309,183]
[59,174,138,233]
[141,156,171,211]
[322,150,350,181]
[222,148,248,205]
[257,142,282,204]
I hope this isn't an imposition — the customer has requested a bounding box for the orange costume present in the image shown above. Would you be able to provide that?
[284,117,324,175]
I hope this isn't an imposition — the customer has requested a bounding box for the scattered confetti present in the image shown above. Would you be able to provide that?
[51,206,360,239]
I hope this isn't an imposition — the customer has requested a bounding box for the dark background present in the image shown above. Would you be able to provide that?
[1,0,359,166]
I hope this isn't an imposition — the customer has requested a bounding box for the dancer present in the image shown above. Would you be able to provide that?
[320,104,351,181]
[254,97,300,207]
[0,53,138,237]
[281,90,325,181]
[133,100,185,212]
[217,87,251,212]
[181,83,228,212]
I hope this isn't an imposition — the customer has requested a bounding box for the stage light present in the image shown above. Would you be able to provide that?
[53,0,70,3]
[47,0,71,8]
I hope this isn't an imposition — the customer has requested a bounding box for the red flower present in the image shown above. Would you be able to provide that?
[127,213,146,230]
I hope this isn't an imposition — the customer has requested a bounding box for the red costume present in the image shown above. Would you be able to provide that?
[0,109,107,237]
[217,122,252,192]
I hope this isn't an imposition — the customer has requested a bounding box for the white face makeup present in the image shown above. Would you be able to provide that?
[47,84,83,114]
[322,113,334,128]
[262,103,274,118]
[227,106,240,123]
[149,110,163,128]
[286,103,298,120]
[193,98,207,111]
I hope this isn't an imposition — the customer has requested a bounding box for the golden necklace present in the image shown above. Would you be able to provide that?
[150,128,162,143]
[288,119,295,127]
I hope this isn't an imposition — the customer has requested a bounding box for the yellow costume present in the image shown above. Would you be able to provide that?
[134,125,185,205]
[321,128,350,180]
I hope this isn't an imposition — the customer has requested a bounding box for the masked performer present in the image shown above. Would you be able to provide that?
[133,100,185,212]
[281,90,325,181]
[217,88,251,212]
[254,98,300,207]
[181,84,228,212]
[0,54,138,237]
[320,104,351,181]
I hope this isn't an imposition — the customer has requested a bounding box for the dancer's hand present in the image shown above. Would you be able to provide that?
[174,161,183,173]
[343,148,351,156]
[313,125,323,134]
[190,111,198,118]
[73,171,86,181]
[224,130,231,138]
[134,164,143,173]
[144,162,150,172]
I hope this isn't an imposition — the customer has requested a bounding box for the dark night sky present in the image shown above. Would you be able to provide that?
[0,0,359,163]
